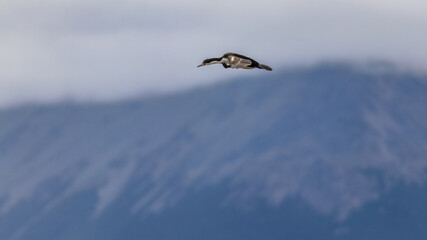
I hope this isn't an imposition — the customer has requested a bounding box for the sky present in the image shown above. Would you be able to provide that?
[1,0,427,108]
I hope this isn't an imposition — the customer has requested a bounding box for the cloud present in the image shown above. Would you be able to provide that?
[1,0,427,108]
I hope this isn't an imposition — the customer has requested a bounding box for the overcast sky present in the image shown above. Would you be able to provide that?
[1,0,427,108]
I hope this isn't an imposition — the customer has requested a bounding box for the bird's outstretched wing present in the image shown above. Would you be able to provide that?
[229,56,252,68]
[231,58,253,69]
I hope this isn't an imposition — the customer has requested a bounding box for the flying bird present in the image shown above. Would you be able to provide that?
[197,52,272,71]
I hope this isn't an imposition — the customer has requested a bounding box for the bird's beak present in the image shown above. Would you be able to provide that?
[197,63,205,68]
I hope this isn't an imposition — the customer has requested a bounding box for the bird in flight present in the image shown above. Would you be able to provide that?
[197,52,272,71]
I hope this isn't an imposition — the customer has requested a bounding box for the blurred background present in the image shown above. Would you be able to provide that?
[1,0,427,239]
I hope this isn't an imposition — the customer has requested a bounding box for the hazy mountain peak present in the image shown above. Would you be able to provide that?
[1,63,426,239]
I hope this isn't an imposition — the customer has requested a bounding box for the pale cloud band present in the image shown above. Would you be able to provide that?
[1,0,427,108]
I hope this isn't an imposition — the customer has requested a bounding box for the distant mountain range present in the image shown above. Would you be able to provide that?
[1,62,427,240]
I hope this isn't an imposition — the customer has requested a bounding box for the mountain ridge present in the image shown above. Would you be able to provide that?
[1,63,427,239]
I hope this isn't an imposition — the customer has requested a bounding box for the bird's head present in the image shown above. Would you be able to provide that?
[197,58,221,67]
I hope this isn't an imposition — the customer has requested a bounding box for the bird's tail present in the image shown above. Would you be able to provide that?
[259,64,272,71]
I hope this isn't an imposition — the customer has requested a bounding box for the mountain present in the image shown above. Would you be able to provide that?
[1,63,427,240]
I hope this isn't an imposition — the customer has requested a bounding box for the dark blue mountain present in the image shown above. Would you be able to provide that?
[1,63,427,240]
